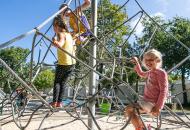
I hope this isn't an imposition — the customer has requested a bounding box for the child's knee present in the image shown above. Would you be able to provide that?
[124,105,134,117]
[126,105,134,112]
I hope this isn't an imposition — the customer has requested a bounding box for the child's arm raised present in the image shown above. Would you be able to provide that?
[131,57,148,78]
[76,0,91,12]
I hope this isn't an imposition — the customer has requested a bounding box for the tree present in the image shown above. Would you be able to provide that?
[97,0,128,55]
[139,16,190,104]
[0,47,30,92]
[78,0,129,85]
[0,46,56,93]
[0,46,29,69]
[81,0,129,58]
[166,17,190,104]
[33,69,54,91]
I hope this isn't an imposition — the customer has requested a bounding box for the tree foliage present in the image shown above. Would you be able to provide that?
[139,16,190,104]
[79,0,129,84]
[0,46,55,92]
[0,47,30,92]
[83,0,129,56]
[0,47,29,69]
[33,69,54,91]
[97,0,128,54]
[140,16,190,74]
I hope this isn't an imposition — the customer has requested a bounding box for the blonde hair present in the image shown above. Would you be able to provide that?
[142,49,162,69]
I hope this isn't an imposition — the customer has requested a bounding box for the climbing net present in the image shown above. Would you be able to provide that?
[0,0,190,130]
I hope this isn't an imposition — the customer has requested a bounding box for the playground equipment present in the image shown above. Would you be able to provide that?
[0,0,190,130]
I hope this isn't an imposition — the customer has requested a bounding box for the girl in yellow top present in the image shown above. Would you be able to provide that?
[51,15,76,108]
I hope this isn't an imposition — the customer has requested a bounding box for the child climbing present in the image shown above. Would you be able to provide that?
[50,15,76,108]
[124,49,168,130]
[59,0,91,45]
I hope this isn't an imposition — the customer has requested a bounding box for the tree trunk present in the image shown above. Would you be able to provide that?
[181,68,188,105]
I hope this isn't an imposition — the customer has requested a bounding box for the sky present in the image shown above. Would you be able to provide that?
[0,0,190,64]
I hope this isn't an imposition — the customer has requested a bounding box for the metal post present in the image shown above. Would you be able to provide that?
[88,0,97,129]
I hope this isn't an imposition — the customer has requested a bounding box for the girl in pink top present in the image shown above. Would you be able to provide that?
[124,49,168,130]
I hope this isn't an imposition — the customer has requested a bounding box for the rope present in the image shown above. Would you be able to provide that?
[0,0,190,130]
[134,0,190,52]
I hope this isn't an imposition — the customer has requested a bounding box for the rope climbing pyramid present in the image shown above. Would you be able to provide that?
[0,0,190,130]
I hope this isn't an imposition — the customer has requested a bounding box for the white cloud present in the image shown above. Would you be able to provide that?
[130,18,144,36]
[152,12,165,18]
[130,12,165,36]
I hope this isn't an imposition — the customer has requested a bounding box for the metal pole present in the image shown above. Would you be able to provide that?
[88,0,97,129]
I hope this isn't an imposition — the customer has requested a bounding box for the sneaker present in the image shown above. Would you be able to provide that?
[50,102,57,108]
[56,102,63,108]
